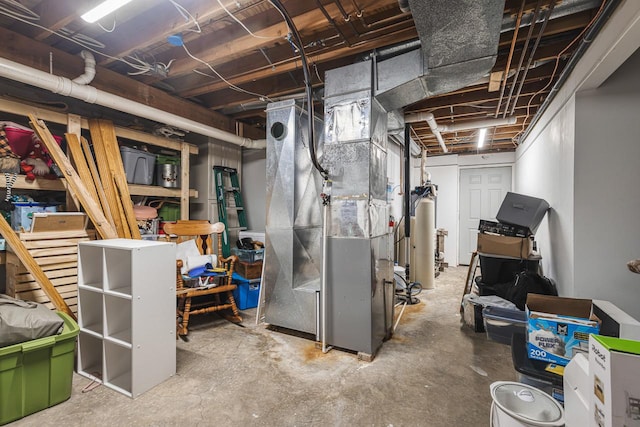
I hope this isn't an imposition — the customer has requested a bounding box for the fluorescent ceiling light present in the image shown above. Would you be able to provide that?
[81,0,133,23]
[477,128,487,148]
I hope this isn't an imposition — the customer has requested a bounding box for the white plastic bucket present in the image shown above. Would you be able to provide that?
[490,381,564,427]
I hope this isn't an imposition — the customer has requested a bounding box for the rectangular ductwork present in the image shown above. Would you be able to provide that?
[375,0,506,111]
[263,100,324,335]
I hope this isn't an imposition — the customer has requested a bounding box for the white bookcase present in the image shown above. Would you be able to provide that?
[76,239,176,398]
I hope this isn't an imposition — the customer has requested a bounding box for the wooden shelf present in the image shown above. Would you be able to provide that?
[0,96,197,220]
[0,176,197,198]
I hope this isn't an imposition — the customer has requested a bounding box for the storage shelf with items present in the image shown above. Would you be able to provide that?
[0,97,198,221]
[76,238,176,398]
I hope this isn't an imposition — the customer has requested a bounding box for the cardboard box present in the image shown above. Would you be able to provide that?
[589,335,640,427]
[526,294,600,366]
[477,232,533,259]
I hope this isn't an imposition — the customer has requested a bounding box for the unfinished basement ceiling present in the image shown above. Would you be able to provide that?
[0,0,612,154]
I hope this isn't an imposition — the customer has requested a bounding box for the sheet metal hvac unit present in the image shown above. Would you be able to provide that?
[324,60,394,358]
[263,100,324,335]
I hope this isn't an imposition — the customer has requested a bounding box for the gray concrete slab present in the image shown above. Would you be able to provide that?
[12,266,516,426]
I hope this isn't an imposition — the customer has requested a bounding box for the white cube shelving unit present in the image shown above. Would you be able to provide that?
[76,238,176,398]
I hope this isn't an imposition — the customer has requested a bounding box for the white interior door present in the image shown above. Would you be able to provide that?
[458,167,512,265]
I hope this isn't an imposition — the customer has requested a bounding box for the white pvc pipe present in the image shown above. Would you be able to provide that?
[0,57,267,149]
[404,112,518,153]
[438,116,517,132]
[405,112,448,153]
[72,51,96,86]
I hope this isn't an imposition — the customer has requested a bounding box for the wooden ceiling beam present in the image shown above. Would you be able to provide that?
[178,25,417,98]
[0,26,264,140]
[96,0,266,66]
[165,1,409,79]
[166,4,322,77]
[22,0,79,41]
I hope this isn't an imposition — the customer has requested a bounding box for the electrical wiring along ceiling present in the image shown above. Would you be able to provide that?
[0,0,611,154]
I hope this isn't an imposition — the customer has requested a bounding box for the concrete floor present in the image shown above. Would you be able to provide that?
[13,266,516,426]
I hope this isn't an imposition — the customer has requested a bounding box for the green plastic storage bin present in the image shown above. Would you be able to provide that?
[0,312,79,425]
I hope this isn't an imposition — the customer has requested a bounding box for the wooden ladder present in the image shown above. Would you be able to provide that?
[460,251,480,314]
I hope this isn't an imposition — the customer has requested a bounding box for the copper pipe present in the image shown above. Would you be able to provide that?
[495,0,526,118]
[331,0,362,38]
[347,0,363,16]
[509,1,556,116]
[315,0,352,47]
[503,0,543,118]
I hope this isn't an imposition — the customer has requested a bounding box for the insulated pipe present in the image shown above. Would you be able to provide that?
[437,116,517,133]
[405,112,447,153]
[0,57,267,149]
[405,112,517,141]
[72,50,96,86]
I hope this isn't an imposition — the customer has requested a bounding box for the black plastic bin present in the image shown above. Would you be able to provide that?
[511,332,564,403]
[479,254,540,285]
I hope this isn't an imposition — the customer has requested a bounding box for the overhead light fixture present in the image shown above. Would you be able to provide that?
[81,0,133,23]
[477,128,487,148]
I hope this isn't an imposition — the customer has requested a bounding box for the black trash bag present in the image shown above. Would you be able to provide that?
[506,271,558,310]
[236,238,254,250]
[474,276,514,299]
[0,294,64,347]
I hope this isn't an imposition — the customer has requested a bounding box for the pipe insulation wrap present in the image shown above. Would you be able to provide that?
[0,57,266,149]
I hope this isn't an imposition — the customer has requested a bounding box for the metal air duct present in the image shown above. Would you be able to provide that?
[375,0,506,112]
[262,100,324,335]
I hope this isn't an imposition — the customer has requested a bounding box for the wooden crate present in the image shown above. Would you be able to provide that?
[236,260,262,280]
[6,229,96,314]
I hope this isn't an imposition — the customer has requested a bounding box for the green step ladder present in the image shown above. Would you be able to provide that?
[213,166,247,257]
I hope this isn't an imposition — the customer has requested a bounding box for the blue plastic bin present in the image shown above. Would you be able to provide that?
[232,272,260,310]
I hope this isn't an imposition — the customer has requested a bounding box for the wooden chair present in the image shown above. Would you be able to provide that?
[163,220,242,337]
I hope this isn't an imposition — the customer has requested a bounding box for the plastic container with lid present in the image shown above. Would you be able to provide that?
[0,312,79,425]
[120,146,156,185]
[490,381,564,427]
[483,305,527,345]
[511,332,564,403]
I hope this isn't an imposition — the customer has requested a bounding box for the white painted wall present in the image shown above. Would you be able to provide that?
[514,98,576,295]
[427,163,457,266]
[425,152,515,266]
[514,1,640,317]
[573,48,640,319]
[242,149,267,231]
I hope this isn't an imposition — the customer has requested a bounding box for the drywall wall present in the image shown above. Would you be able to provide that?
[515,1,640,313]
[242,149,267,231]
[426,163,458,266]
[574,48,640,319]
[514,98,576,295]
[425,152,515,266]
